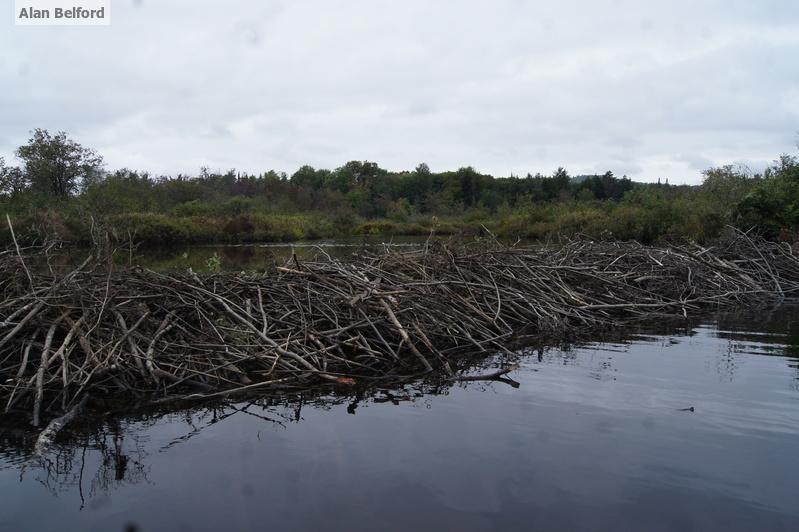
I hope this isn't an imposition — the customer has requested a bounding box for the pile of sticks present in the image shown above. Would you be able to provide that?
[1,228,798,425]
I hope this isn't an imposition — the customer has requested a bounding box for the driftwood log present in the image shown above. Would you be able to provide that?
[1,228,798,426]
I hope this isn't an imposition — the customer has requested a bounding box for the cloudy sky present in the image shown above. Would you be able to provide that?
[2,0,798,183]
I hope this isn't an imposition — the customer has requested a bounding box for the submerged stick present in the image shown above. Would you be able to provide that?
[34,394,89,456]
[452,363,521,382]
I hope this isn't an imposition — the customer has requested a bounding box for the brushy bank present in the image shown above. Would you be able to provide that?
[3,128,799,247]
[0,193,789,248]
[0,210,470,246]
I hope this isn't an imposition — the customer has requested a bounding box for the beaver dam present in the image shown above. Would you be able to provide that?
[1,229,798,434]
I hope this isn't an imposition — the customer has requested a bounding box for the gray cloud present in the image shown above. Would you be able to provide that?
[1,0,798,183]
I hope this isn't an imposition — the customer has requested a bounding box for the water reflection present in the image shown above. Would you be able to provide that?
[1,307,798,531]
[35,236,436,274]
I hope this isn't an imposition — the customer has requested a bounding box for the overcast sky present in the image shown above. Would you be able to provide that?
[2,0,798,183]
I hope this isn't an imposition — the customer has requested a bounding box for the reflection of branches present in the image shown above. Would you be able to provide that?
[8,419,152,502]
[715,339,738,383]
[88,420,149,497]
[711,304,799,383]
[2,304,798,508]
[158,402,293,452]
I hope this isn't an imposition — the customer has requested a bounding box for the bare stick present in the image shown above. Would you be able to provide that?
[5,213,33,290]
[452,363,520,382]
[34,394,89,456]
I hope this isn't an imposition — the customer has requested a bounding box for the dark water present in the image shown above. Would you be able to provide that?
[1,307,798,532]
[135,237,435,271]
[46,236,436,273]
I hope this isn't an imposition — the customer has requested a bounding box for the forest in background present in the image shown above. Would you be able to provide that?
[1,129,797,246]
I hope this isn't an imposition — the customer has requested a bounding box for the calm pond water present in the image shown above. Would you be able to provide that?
[1,306,798,531]
[47,236,439,273]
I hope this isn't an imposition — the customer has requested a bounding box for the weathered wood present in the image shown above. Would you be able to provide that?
[0,228,797,424]
[34,394,88,456]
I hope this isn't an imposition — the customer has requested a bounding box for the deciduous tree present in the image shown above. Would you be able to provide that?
[15,129,104,198]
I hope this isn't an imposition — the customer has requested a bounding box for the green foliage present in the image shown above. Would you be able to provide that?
[83,169,158,214]
[206,252,222,273]
[0,157,29,200]
[15,129,103,198]
[2,129,797,246]
[110,213,197,243]
[355,220,430,236]
[386,198,413,221]
[736,155,799,238]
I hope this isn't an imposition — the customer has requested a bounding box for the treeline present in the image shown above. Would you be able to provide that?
[1,129,797,245]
